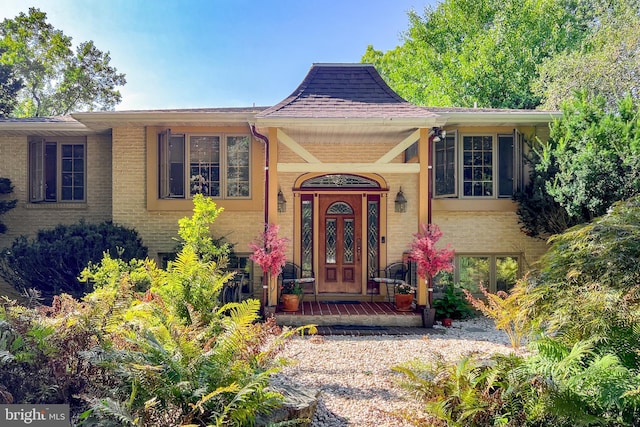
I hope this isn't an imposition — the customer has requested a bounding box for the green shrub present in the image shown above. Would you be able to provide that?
[432,285,473,320]
[0,221,147,302]
[523,195,640,368]
[0,194,315,425]
[0,177,17,235]
[394,339,640,426]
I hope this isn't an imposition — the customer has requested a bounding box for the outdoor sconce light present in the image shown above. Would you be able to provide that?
[432,127,447,143]
[395,187,407,213]
[277,189,287,213]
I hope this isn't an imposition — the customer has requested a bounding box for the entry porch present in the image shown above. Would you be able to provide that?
[272,300,423,328]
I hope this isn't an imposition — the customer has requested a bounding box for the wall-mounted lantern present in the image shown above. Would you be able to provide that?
[394,187,407,213]
[277,189,287,213]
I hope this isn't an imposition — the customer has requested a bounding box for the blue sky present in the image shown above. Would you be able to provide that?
[0,0,439,111]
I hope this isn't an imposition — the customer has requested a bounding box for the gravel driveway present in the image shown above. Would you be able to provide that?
[272,317,517,426]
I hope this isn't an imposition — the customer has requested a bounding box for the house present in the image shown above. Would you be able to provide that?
[0,63,558,308]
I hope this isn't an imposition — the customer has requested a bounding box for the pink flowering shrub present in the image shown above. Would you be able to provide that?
[249,223,288,278]
[408,223,454,280]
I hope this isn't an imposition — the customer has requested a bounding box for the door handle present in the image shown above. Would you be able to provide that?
[356,238,361,262]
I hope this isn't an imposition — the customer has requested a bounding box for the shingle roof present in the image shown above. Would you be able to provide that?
[256,63,439,119]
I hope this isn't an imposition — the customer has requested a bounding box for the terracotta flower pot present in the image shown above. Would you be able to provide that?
[281,294,301,312]
[395,293,413,312]
[442,318,452,327]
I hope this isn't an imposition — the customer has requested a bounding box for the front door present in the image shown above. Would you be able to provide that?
[318,194,362,293]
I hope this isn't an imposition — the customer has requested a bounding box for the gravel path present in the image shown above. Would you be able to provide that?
[271,317,518,426]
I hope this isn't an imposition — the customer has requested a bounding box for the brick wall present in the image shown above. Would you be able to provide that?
[0,134,113,249]
[110,126,265,259]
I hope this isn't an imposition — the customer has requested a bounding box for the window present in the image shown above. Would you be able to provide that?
[434,133,456,197]
[158,131,250,199]
[434,131,522,198]
[454,254,520,293]
[29,138,86,202]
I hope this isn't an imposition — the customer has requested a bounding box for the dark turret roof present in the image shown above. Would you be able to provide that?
[256,63,439,119]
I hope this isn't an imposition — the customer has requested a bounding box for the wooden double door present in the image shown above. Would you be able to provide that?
[318,194,362,294]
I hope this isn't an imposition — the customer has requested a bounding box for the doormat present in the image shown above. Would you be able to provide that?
[331,325,386,330]
[320,301,361,304]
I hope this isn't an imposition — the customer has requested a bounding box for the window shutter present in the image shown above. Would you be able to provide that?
[158,130,171,198]
[29,139,45,202]
[514,129,523,192]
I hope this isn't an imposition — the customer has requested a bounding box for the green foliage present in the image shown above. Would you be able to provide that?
[513,139,579,238]
[0,7,125,117]
[0,177,17,235]
[0,46,22,118]
[463,284,529,349]
[543,93,640,222]
[0,194,315,425]
[176,194,228,265]
[0,221,147,303]
[395,339,640,426]
[394,354,511,426]
[363,0,593,109]
[432,285,473,320]
[523,196,640,367]
[534,1,640,111]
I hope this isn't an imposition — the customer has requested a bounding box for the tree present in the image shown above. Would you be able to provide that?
[513,140,579,238]
[0,8,125,117]
[541,93,640,223]
[0,177,17,234]
[0,47,22,118]
[362,0,593,109]
[534,2,640,111]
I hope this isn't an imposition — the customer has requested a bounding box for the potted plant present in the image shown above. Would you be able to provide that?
[433,285,472,327]
[281,280,303,312]
[408,223,455,328]
[249,223,288,311]
[394,282,416,311]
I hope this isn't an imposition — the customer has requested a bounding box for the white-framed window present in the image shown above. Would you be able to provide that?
[434,254,520,294]
[158,131,250,199]
[29,138,86,202]
[434,130,522,198]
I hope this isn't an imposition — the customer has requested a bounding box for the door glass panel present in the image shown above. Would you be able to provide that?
[325,219,336,264]
[327,202,353,214]
[367,200,379,277]
[301,198,313,277]
[343,219,354,263]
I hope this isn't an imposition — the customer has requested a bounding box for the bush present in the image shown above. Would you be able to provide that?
[0,177,17,235]
[432,285,473,320]
[0,221,147,302]
[523,195,640,368]
[0,194,315,425]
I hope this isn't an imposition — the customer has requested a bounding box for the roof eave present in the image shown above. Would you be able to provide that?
[0,120,92,136]
[438,111,561,126]
[255,116,445,128]
[71,111,260,132]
